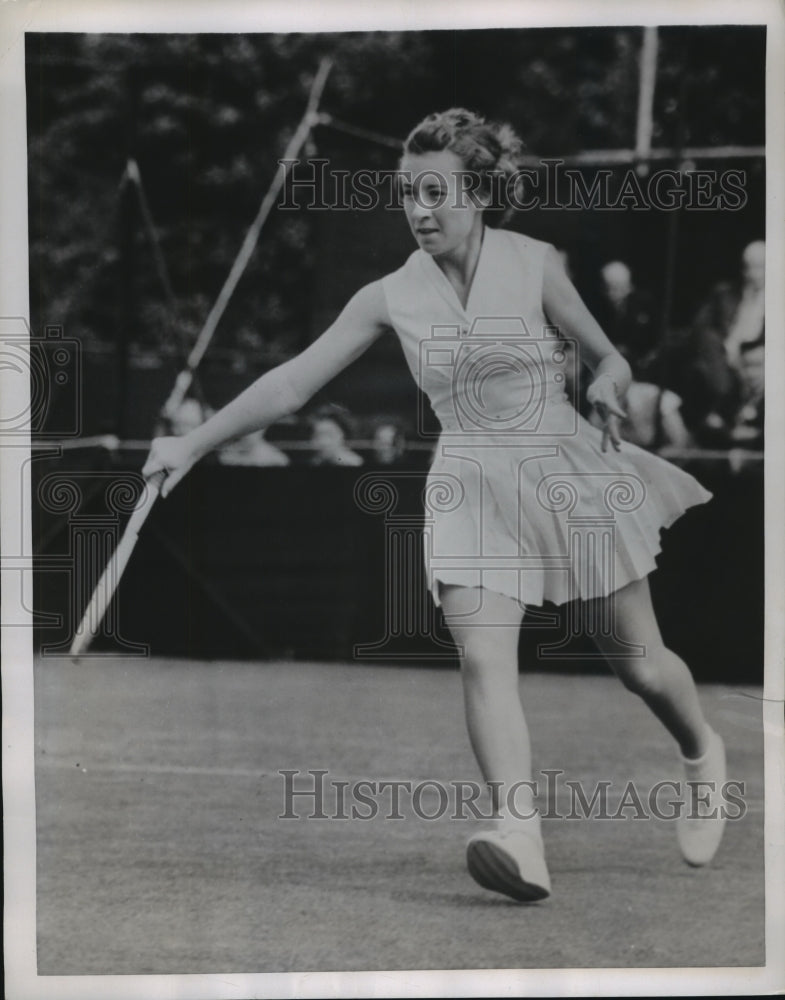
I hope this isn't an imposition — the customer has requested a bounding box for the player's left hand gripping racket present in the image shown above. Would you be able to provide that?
[69,468,167,658]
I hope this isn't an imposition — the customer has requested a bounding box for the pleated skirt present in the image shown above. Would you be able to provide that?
[423,404,711,608]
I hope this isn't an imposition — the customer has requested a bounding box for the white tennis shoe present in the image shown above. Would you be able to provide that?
[678,727,727,867]
[466,827,551,902]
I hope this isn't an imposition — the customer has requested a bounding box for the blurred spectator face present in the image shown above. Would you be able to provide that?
[600,261,632,306]
[170,398,205,436]
[311,417,346,462]
[739,344,765,397]
[373,424,404,465]
[741,241,765,292]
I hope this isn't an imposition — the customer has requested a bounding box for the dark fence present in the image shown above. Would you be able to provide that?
[33,453,763,682]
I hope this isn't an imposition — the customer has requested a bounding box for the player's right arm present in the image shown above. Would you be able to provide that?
[143,280,390,495]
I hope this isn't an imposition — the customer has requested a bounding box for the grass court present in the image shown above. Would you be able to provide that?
[35,656,765,974]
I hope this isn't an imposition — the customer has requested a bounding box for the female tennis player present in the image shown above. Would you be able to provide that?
[144,109,727,903]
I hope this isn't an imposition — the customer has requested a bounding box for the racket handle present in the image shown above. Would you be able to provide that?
[69,469,166,658]
[146,468,167,492]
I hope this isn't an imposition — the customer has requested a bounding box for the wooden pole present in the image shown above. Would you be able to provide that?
[160,56,333,421]
[635,26,659,164]
[117,66,138,439]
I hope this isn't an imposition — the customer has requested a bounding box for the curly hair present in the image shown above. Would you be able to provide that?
[402,108,527,227]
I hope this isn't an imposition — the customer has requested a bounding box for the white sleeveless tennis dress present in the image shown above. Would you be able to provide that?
[381,226,711,608]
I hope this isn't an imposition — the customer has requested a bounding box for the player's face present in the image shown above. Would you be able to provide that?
[399,149,485,256]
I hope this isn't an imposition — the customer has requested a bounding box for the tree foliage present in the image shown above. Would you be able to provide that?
[26,26,765,365]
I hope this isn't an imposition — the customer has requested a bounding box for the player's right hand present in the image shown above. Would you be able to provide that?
[586,376,627,453]
[142,435,199,498]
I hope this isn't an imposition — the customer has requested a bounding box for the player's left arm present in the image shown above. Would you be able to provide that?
[541,244,631,451]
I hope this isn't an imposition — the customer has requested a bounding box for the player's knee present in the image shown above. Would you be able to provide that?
[458,639,491,680]
[458,637,517,692]
[617,651,667,699]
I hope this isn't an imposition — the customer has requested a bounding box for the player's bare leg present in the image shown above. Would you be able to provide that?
[589,577,708,757]
[439,583,550,901]
[439,585,530,811]
[589,577,727,866]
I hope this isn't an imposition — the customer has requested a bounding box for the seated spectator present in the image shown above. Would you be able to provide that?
[727,338,765,450]
[369,419,407,467]
[683,239,765,441]
[308,404,364,467]
[169,398,213,437]
[594,260,660,381]
[722,241,766,368]
[152,398,227,466]
[589,362,692,453]
[217,429,290,467]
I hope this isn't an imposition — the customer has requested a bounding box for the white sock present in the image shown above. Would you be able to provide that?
[496,806,543,842]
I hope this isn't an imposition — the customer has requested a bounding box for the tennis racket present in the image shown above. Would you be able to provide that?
[69,468,167,658]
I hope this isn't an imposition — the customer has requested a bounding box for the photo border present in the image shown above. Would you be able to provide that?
[2,1,783,997]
